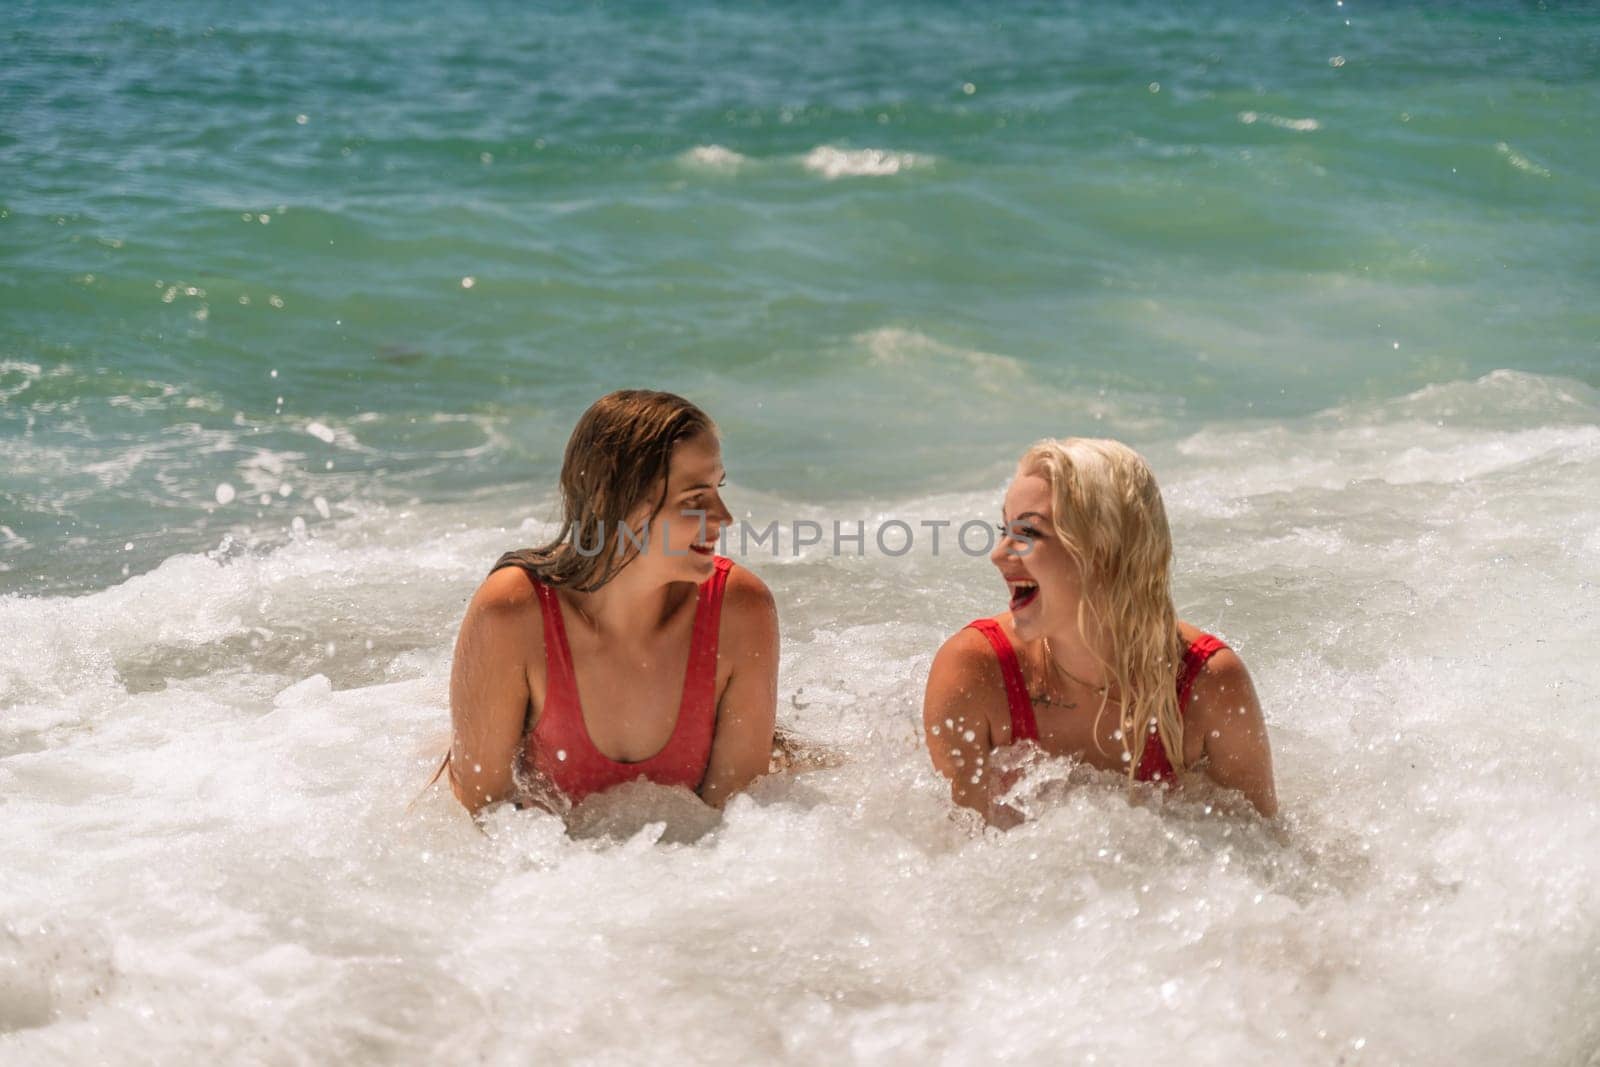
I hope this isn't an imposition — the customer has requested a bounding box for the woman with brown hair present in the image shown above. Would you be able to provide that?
[923,437,1277,824]
[446,389,778,815]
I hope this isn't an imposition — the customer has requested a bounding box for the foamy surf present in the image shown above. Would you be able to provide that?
[802,146,928,179]
[1237,111,1321,132]
[680,144,748,171]
[3,370,1597,1062]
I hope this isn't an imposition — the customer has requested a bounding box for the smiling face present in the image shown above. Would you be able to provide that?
[625,430,733,584]
[991,469,1088,643]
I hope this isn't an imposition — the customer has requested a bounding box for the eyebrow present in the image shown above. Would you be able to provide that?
[1001,510,1049,525]
[679,468,727,493]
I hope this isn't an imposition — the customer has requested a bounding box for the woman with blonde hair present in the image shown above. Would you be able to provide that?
[922,438,1276,823]
[445,389,779,815]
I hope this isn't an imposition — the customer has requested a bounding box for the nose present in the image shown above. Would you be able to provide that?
[705,491,733,534]
[991,523,1016,568]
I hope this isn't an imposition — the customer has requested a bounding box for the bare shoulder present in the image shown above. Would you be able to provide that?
[472,564,541,613]
[721,561,777,617]
[924,622,1007,711]
[931,622,1004,679]
[1181,628,1260,729]
[1198,645,1252,687]
[457,565,543,660]
[717,562,778,661]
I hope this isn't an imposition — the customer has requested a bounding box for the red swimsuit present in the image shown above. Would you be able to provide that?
[510,556,733,805]
[964,618,1227,782]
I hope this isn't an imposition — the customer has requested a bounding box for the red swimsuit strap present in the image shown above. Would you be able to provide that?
[682,557,733,716]
[1138,632,1229,781]
[532,578,580,715]
[964,618,1038,742]
[1177,633,1228,712]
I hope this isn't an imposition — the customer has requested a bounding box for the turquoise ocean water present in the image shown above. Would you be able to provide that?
[4,3,1599,1062]
[4,0,1596,593]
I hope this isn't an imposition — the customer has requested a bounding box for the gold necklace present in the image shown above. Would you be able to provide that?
[1041,636,1109,697]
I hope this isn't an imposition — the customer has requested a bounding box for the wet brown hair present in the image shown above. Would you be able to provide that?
[494,390,717,591]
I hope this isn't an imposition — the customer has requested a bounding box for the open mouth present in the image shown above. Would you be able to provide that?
[689,540,716,557]
[1008,579,1039,611]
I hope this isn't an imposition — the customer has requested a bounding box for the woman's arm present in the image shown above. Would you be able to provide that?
[698,568,780,808]
[1189,649,1278,817]
[447,569,536,815]
[922,630,1013,825]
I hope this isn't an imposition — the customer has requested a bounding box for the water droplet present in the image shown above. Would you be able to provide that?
[460,276,476,289]
[930,725,941,736]
[123,542,133,551]
[1148,81,1160,93]
[962,729,976,742]
[313,495,331,520]
[961,82,976,95]
[1329,55,1346,67]
[296,113,308,125]
[556,749,568,761]
[214,483,236,505]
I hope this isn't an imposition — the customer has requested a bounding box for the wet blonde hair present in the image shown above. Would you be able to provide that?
[1019,437,1183,778]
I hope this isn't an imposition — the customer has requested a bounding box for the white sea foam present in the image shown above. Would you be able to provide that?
[0,361,43,402]
[1237,111,1321,132]
[858,327,1024,382]
[680,144,748,171]
[802,145,927,179]
[2,371,1597,1062]
[1495,141,1552,178]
